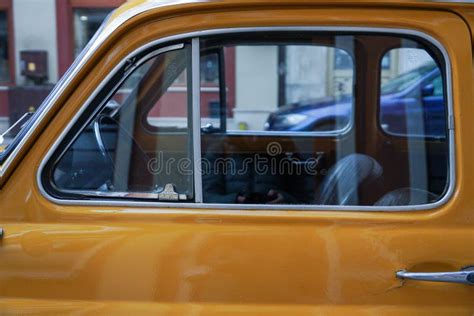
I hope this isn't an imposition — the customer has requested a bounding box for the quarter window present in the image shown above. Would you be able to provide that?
[43,31,451,209]
[50,44,194,201]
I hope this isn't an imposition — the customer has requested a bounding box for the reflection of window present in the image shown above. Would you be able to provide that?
[173,54,219,85]
[200,53,221,130]
[73,9,111,57]
[0,11,9,82]
[201,54,219,84]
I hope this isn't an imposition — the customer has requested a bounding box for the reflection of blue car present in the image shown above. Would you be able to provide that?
[265,63,446,137]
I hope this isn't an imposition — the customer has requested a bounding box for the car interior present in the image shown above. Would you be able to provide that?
[48,32,450,207]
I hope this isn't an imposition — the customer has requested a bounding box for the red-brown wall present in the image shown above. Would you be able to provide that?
[56,0,125,77]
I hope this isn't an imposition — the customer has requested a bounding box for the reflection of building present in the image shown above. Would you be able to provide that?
[232,45,432,131]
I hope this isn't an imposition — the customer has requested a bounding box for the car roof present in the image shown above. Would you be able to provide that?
[109,0,474,26]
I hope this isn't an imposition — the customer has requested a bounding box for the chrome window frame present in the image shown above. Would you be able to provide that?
[37,26,455,212]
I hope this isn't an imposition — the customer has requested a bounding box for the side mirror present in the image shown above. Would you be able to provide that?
[421,84,434,97]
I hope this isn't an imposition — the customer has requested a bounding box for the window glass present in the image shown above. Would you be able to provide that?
[145,66,189,130]
[431,75,443,97]
[73,9,112,57]
[202,40,355,133]
[379,48,446,138]
[146,53,221,130]
[200,52,222,132]
[200,33,449,207]
[334,49,352,70]
[44,32,450,208]
[50,45,194,201]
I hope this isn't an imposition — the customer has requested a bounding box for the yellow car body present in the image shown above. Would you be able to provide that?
[1,0,474,314]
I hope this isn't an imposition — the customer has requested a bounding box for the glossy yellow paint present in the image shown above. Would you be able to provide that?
[1,1,474,315]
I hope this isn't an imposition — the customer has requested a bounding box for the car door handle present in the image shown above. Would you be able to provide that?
[396,267,474,285]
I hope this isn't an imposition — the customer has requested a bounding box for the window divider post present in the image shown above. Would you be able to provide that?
[192,37,203,203]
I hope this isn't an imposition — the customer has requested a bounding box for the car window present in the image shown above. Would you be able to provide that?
[43,31,451,209]
[49,44,194,201]
[199,33,449,206]
[379,47,446,138]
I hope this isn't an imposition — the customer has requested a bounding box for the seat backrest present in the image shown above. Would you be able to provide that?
[314,153,383,205]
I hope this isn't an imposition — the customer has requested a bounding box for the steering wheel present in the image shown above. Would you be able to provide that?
[93,114,116,167]
[93,114,152,189]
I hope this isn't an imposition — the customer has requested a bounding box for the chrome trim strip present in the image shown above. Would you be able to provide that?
[192,38,203,203]
[221,127,352,138]
[133,43,184,71]
[37,26,456,213]
[428,0,474,3]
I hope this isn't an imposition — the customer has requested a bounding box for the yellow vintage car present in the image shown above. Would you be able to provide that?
[0,0,473,314]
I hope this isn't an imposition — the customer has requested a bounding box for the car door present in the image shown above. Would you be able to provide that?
[0,3,473,315]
